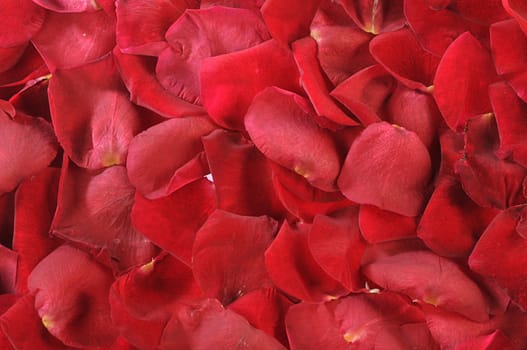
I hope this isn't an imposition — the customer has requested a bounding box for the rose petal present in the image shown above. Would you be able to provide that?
[490,19,527,76]
[32,0,101,12]
[503,0,527,35]
[337,0,405,34]
[0,0,45,48]
[359,204,417,243]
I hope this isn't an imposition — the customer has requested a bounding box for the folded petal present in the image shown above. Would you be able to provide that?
[28,245,118,348]
[200,39,301,130]
[0,0,45,48]
[245,87,341,191]
[433,32,499,131]
[338,121,432,216]
[132,179,215,265]
[337,0,405,34]
[49,54,141,169]
[126,116,216,199]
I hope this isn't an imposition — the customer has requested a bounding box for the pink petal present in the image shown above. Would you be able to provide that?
[0,0,45,47]
[433,32,499,130]
[116,0,199,56]
[28,245,118,348]
[200,39,301,130]
[49,54,141,169]
[32,0,101,12]
[156,6,269,104]
[359,204,417,243]
[245,87,341,192]
[131,179,215,265]
[51,158,157,273]
[455,330,513,350]
[193,210,277,304]
[338,121,432,216]
[126,116,216,199]
[337,0,405,34]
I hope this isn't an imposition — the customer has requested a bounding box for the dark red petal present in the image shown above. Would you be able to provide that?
[364,251,490,322]
[0,245,16,294]
[359,204,417,243]
[265,221,347,302]
[331,64,395,126]
[454,114,527,209]
[113,48,204,118]
[308,207,366,291]
[32,0,101,12]
[228,288,292,347]
[116,0,199,56]
[503,0,527,35]
[200,39,301,130]
[32,10,115,70]
[202,129,285,218]
[292,37,358,126]
[126,116,215,199]
[13,168,61,294]
[489,81,527,167]
[370,28,440,91]
[245,87,341,191]
[455,330,513,350]
[338,122,432,216]
[132,179,215,265]
[159,298,286,350]
[193,210,277,305]
[0,111,57,194]
[0,295,71,350]
[338,0,405,34]
[261,0,321,44]
[490,20,527,75]
[0,45,27,75]
[200,0,263,9]
[0,44,47,94]
[49,54,140,169]
[375,323,439,350]
[51,158,157,272]
[310,22,375,86]
[0,0,45,47]
[469,205,527,309]
[433,32,499,130]
[157,6,269,104]
[28,245,118,348]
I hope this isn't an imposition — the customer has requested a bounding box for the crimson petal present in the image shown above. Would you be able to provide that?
[33,0,101,12]
[490,19,527,76]
[0,0,45,48]
[503,0,527,35]
[337,0,405,34]
[359,204,417,243]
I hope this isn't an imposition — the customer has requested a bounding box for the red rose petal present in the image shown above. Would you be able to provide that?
[0,0,45,48]
[433,32,499,131]
[200,39,301,130]
[32,10,116,70]
[245,87,341,192]
[0,44,47,94]
[156,6,269,104]
[292,36,358,126]
[28,245,118,348]
[261,0,321,44]
[265,221,347,302]
[364,250,490,322]
[126,116,215,199]
[308,207,366,291]
[193,210,277,305]
[490,19,527,76]
[0,245,16,294]
[132,179,215,265]
[116,0,199,56]
[338,121,432,216]
[0,109,57,194]
[202,129,285,218]
[337,0,405,34]
[51,158,157,272]
[455,330,513,350]
[359,204,417,243]
[113,48,205,118]
[331,64,395,126]
[0,45,28,75]
[49,54,141,169]
[32,0,101,12]
[370,28,440,91]
[503,0,527,35]
[200,0,263,9]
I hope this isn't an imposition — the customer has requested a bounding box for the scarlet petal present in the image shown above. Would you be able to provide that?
[370,28,440,91]
[49,54,141,169]
[0,0,45,47]
[265,221,347,302]
[455,330,513,350]
[364,251,490,322]
[308,207,366,291]
[0,245,16,294]
[200,39,301,130]
[113,48,204,118]
[338,122,432,216]
[28,245,118,348]
[126,116,216,199]
[132,179,215,265]
[338,0,405,34]
[245,87,341,192]
[0,110,57,194]
[51,158,157,272]
[116,0,199,56]
[0,45,27,75]
[157,6,269,104]
[490,19,527,76]
[433,32,499,130]
[193,210,277,305]
[359,204,417,243]
[261,0,322,44]
[32,10,115,70]
[503,0,527,35]
[33,0,101,12]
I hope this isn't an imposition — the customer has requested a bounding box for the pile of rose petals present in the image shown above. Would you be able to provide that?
[1,0,527,348]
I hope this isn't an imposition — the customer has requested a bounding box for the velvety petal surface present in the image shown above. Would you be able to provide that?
[0,0,45,48]
[338,0,405,34]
